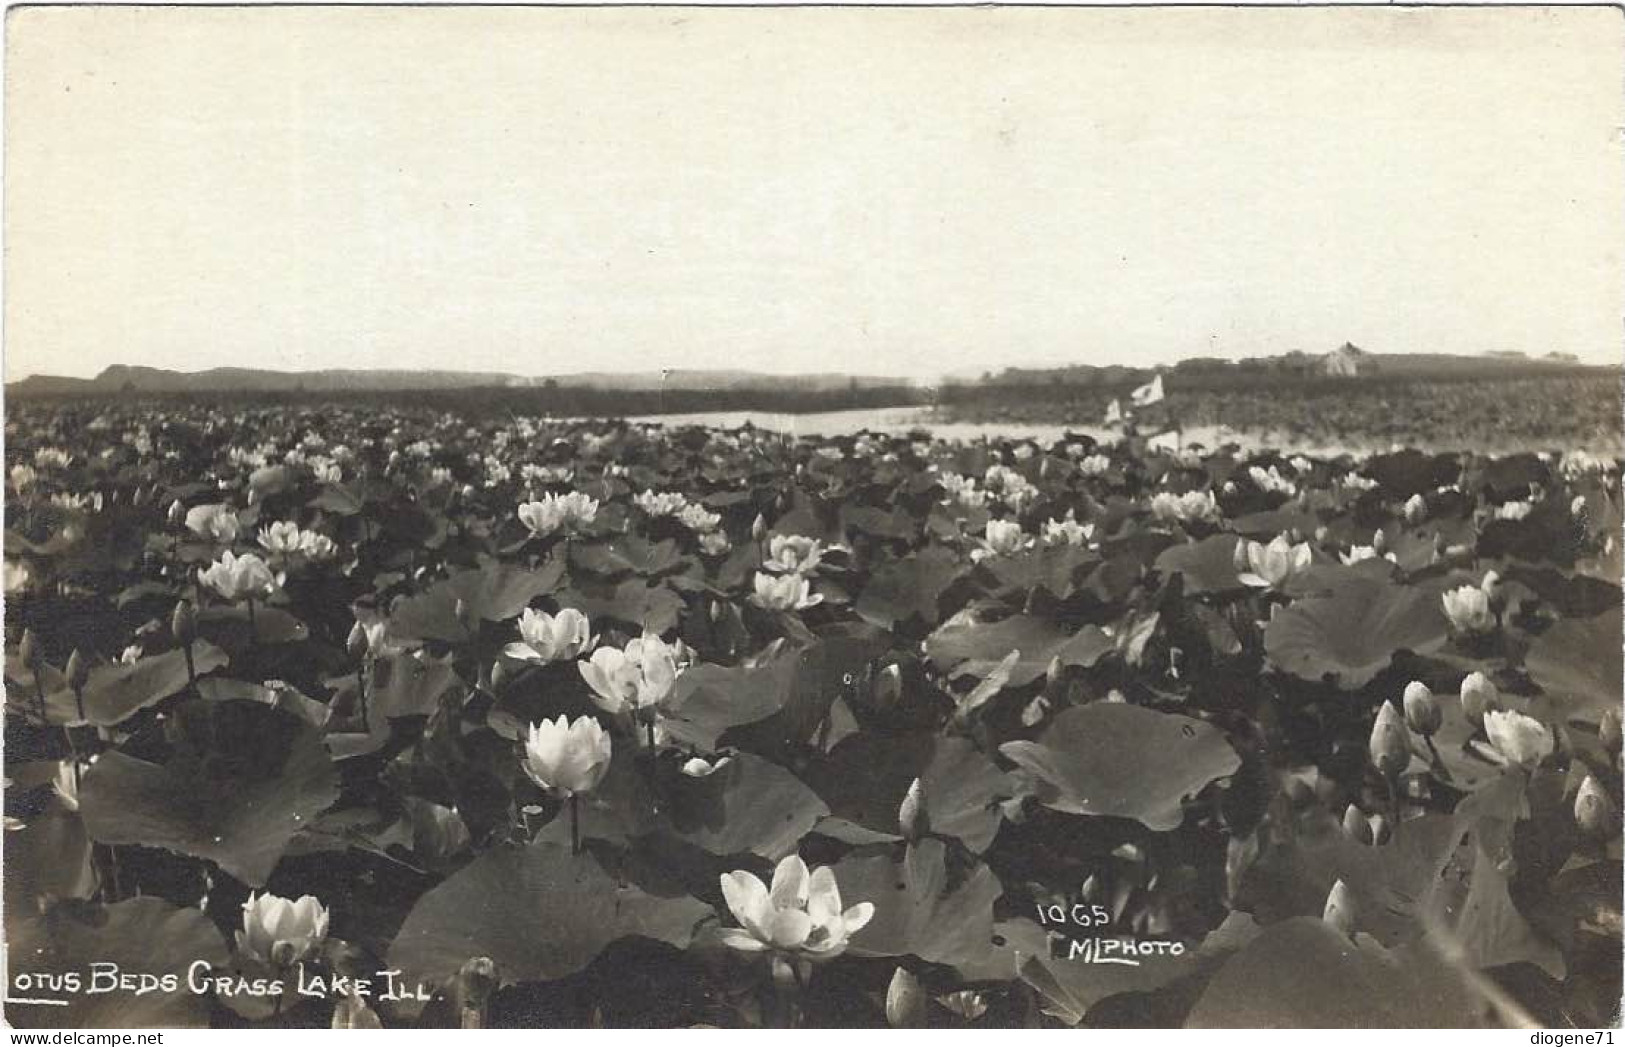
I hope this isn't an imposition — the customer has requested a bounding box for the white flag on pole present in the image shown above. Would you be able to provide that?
[1131,373,1165,407]
[1104,398,1123,425]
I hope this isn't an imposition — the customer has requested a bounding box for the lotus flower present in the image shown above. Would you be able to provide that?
[765,535,824,574]
[4,559,31,594]
[717,855,875,960]
[296,530,337,561]
[1368,701,1410,779]
[1149,490,1218,523]
[1402,680,1440,736]
[1042,510,1095,547]
[578,633,683,716]
[198,550,278,602]
[520,715,612,797]
[505,607,595,665]
[972,519,1030,561]
[751,571,822,611]
[185,503,240,543]
[1237,535,1312,589]
[1460,671,1500,728]
[236,892,330,965]
[1483,709,1553,770]
[517,498,566,538]
[676,503,722,535]
[257,520,303,555]
[1441,585,1495,635]
[1574,775,1616,837]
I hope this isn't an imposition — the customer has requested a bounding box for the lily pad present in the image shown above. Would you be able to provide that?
[1263,574,1449,689]
[39,642,229,727]
[388,842,710,987]
[4,898,231,1028]
[79,699,339,886]
[389,561,567,643]
[925,612,1112,687]
[1000,702,1240,830]
[836,838,1005,967]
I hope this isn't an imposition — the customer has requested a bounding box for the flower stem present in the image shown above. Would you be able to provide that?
[569,793,582,855]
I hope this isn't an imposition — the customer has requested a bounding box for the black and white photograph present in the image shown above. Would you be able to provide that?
[2,3,1622,1030]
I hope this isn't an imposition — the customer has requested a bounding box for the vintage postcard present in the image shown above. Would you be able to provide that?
[2,3,1621,1031]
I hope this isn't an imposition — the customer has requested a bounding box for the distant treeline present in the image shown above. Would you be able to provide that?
[20,382,936,418]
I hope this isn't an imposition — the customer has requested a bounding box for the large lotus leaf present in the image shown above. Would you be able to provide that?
[79,699,338,886]
[659,751,828,859]
[39,642,228,727]
[197,604,309,646]
[855,546,964,629]
[388,842,710,987]
[1238,810,1461,948]
[981,544,1100,599]
[556,578,685,636]
[389,561,567,642]
[840,503,918,541]
[1228,508,1322,540]
[1525,605,1622,728]
[1500,565,1621,620]
[1154,534,1247,595]
[369,652,464,720]
[1000,703,1239,830]
[307,482,366,515]
[811,733,1014,853]
[5,803,97,915]
[1263,574,1448,689]
[1362,449,1461,500]
[1184,918,1480,1027]
[1421,810,1566,979]
[569,535,685,578]
[661,648,797,752]
[5,898,231,1028]
[925,612,1112,687]
[836,838,1004,966]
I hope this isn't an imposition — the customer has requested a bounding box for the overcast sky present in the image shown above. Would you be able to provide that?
[6,5,1622,380]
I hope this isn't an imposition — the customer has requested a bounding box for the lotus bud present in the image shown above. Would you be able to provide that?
[1574,775,1616,837]
[898,777,929,840]
[1371,529,1387,554]
[1459,672,1499,730]
[1600,709,1621,754]
[168,499,186,526]
[1404,493,1427,524]
[489,659,509,693]
[1314,526,1328,544]
[165,601,196,646]
[346,619,370,660]
[1232,539,1251,573]
[1323,879,1357,936]
[1369,701,1410,779]
[873,663,903,710]
[65,648,90,692]
[461,484,477,501]
[1402,681,1440,736]
[1368,814,1391,845]
[1079,872,1104,903]
[885,967,927,1028]
[18,628,41,669]
[1342,804,1374,845]
[751,514,767,542]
